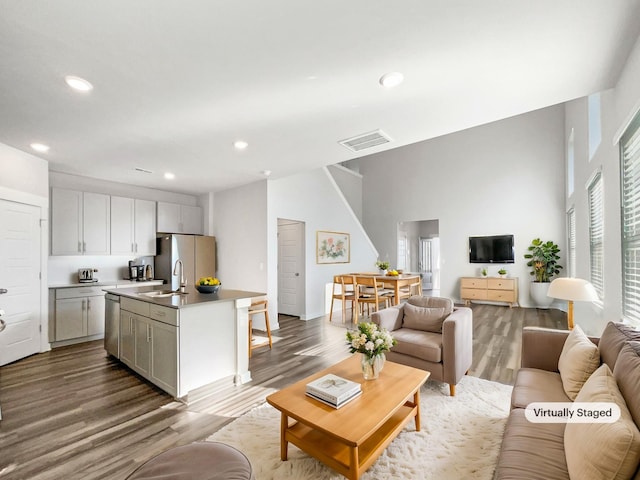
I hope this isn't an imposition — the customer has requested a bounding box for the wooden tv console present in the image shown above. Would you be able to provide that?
[460,277,519,308]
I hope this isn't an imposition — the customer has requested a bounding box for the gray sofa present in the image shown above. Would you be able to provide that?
[371,295,473,396]
[494,322,640,479]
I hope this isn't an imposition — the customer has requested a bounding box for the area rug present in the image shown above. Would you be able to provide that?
[206,375,512,479]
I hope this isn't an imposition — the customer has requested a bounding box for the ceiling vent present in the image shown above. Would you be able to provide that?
[339,129,392,152]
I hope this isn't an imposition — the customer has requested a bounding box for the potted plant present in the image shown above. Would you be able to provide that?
[524,238,563,308]
[480,267,488,277]
[375,260,390,275]
[497,268,507,278]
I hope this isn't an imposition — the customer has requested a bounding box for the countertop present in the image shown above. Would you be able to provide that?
[103,284,266,309]
[49,279,164,289]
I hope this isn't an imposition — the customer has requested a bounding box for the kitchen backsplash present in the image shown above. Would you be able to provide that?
[48,255,155,285]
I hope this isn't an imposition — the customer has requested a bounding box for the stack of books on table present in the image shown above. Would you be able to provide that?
[305,373,362,409]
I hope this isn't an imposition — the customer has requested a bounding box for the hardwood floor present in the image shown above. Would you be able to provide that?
[0,304,566,479]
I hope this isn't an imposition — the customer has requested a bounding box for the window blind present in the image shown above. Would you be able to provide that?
[568,208,576,278]
[588,172,604,300]
[621,114,640,325]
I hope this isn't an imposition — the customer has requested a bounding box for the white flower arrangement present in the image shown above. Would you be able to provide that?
[345,322,396,359]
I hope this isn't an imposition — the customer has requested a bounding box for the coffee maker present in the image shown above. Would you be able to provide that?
[128,259,153,281]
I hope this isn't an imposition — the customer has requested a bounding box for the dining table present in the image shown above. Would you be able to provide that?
[349,272,422,306]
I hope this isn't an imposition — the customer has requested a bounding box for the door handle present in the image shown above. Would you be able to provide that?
[0,288,7,294]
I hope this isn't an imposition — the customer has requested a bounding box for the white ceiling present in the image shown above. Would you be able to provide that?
[1,1,640,194]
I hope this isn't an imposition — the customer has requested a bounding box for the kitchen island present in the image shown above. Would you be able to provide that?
[103,284,265,402]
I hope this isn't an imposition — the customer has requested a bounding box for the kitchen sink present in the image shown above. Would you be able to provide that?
[140,290,188,298]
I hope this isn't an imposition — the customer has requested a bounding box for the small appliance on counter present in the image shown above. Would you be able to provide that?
[78,268,98,283]
[128,258,154,281]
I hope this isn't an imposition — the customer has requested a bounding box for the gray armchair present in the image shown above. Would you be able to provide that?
[371,296,473,396]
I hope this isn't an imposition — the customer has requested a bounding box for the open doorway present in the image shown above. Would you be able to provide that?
[277,218,305,317]
[397,219,440,296]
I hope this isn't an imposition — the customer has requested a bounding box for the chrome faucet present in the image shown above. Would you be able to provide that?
[173,259,186,293]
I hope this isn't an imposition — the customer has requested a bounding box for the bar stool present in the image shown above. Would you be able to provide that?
[249,299,272,358]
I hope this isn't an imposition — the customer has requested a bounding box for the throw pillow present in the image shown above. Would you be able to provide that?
[558,324,600,400]
[565,364,640,480]
[613,341,640,427]
[599,322,640,370]
[402,302,446,333]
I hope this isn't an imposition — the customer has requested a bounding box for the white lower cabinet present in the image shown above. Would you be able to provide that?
[120,301,178,396]
[54,286,108,342]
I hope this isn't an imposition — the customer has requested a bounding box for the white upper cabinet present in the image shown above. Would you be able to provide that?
[110,196,135,255]
[157,202,203,235]
[181,205,203,235]
[134,199,157,255]
[51,188,82,255]
[111,196,157,256]
[51,188,110,255]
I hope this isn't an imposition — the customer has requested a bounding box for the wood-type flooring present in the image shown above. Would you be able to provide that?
[0,304,566,479]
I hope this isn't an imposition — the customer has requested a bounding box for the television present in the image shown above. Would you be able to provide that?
[469,235,515,264]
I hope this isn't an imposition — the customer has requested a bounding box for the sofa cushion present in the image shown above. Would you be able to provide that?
[599,322,640,370]
[402,302,446,333]
[613,341,640,427]
[565,364,640,480]
[558,324,600,400]
[494,409,569,480]
[407,295,454,316]
[511,368,571,409]
[391,328,442,363]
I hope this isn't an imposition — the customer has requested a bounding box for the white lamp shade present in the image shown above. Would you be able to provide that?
[547,278,599,302]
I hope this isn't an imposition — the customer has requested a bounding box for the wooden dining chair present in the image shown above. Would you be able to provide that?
[397,276,423,302]
[329,275,357,323]
[355,276,393,317]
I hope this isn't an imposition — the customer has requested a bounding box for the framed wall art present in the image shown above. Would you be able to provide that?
[316,230,350,264]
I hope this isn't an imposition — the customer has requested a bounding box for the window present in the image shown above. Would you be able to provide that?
[588,93,602,161]
[588,171,604,300]
[397,235,407,271]
[568,129,575,196]
[621,111,640,325]
[567,208,576,278]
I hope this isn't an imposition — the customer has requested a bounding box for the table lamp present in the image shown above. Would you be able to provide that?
[547,278,599,330]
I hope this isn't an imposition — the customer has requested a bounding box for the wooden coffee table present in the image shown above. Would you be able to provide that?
[266,355,430,480]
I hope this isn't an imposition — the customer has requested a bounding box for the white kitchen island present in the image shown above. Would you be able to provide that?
[103,285,265,402]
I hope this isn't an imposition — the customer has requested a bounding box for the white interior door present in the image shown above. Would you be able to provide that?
[0,199,42,366]
[278,220,304,316]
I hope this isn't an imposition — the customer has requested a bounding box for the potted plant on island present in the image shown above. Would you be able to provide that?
[524,238,563,308]
[375,260,390,275]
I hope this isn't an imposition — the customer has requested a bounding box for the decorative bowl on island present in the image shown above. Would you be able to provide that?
[196,277,221,294]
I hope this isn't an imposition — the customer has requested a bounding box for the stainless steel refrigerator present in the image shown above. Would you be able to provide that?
[155,234,216,290]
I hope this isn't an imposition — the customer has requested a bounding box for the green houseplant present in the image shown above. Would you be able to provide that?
[524,238,563,282]
[524,238,563,308]
[375,260,390,273]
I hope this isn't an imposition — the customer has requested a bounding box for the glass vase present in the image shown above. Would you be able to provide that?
[361,353,385,380]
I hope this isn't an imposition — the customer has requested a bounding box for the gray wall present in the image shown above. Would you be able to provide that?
[353,104,566,308]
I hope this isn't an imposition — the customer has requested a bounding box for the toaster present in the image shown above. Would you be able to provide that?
[78,268,98,283]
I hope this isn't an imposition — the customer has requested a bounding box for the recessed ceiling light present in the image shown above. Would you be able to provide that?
[261,170,272,177]
[30,143,50,153]
[234,140,249,150]
[64,75,93,92]
[164,172,175,180]
[379,72,404,88]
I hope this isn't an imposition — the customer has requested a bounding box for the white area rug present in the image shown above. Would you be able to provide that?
[207,375,512,479]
